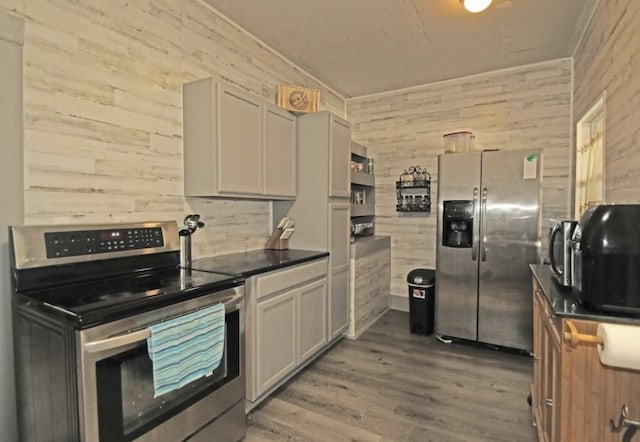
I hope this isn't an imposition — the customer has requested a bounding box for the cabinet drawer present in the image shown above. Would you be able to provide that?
[256,259,328,300]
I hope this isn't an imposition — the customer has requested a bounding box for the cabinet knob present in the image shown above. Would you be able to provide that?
[545,398,553,407]
[547,313,555,319]
[532,353,540,361]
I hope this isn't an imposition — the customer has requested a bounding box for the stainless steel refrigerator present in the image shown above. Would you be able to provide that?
[435,150,541,351]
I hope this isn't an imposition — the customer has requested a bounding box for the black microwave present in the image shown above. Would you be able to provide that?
[548,219,577,287]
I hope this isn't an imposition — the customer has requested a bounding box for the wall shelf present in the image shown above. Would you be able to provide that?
[350,142,376,238]
[351,171,375,187]
[395,180,431,212]
[351,202,375,217]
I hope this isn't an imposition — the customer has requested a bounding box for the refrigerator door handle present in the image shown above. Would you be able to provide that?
[472,187,479,261]
[481,187,488,261]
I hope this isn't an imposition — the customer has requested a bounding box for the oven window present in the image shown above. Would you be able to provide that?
[95,310,240,441]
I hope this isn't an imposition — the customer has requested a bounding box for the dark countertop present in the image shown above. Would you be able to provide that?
[530,264,640,325]
[191,249,329,278]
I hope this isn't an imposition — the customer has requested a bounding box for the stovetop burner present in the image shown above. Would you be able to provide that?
[78,291,137,305]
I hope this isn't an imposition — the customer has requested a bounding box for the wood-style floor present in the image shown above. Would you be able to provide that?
[245,310,536,442]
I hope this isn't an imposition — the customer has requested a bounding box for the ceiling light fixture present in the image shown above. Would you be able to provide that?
[460,0,493,13]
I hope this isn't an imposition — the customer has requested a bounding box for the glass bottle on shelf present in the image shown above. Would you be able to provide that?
[400,169,410,187]
[414,166,423,186]
[405,167,415,187]
[401,194,409,210]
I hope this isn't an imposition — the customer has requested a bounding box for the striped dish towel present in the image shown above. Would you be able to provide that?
[147,303,225,397]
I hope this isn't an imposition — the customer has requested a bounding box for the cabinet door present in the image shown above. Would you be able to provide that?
[329,268,349,340]
[329,203,350,271]
[255,290,297,397]
[217,83,262,194]
[298,279,328,363]
[328,203,350,340]
[540,318,561,442]
[550,338,561,442]
[328,115,350,198]
[263,104,296,198]
[532,289,544,422]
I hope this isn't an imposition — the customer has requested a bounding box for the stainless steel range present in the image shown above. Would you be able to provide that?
[9,221,246,442]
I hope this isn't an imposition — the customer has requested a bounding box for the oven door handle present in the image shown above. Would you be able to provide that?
[84,292,242,354]
[84,328,151,353]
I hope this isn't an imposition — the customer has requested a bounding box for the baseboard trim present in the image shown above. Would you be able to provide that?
[345,307,389,340]
[389,294,409,312]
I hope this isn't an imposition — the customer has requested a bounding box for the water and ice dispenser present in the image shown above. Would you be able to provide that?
[442,200,474,248]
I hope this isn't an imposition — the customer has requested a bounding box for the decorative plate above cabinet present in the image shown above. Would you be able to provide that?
[183,78,296,200]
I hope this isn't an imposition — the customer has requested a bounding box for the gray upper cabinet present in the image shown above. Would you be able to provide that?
[329,115,350,198]
[183,77,296,199]
[263,104,296,198]
[218,83,262,194]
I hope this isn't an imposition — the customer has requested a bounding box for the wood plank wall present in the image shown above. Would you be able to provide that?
[0,0,345,257]
[0,10,23,442]
[573,0,640,204]
[346,60,572,300]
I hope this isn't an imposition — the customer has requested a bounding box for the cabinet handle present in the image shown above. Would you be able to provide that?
[545,398,553,407]
[480,187,488,262]
[610,405,640,433]
[531,353,540,361]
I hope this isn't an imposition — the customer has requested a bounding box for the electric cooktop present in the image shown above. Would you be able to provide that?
[16,268,243,328]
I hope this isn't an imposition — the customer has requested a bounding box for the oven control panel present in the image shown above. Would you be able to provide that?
[45,227,164,258]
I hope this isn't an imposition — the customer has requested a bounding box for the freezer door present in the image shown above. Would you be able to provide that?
[435,152,481,340]
[477,150,540,351]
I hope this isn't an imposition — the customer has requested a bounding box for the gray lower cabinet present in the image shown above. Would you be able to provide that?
[329,268,349,340]
[246,258,328,408]
[255,290,297,395]
[298,279,328,362]
[263,105,296,198]
[329,203,350,339]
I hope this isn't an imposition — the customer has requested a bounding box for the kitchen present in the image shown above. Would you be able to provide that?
[1,0,639,440]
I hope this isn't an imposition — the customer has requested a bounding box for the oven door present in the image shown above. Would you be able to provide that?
[77,287,244,442]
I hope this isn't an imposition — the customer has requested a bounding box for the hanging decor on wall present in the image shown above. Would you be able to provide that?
[276,84,319,113]
[396,166,431,212]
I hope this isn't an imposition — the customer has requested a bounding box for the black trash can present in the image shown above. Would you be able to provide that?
[407,269,436,335]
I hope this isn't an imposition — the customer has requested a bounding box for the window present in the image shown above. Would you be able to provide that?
[575,95,605,217]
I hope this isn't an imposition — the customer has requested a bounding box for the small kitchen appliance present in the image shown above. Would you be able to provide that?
[570,204,640,315]
[548,218,578,287]
[9,221,246,442]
